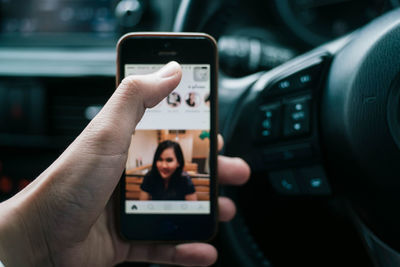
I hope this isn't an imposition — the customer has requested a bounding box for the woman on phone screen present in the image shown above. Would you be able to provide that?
[139,140,198,201]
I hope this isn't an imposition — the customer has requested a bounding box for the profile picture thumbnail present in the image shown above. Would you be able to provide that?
[167,92,181,107]
[185,92,200,108]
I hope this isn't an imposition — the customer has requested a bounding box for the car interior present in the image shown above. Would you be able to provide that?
[1,0,400,266]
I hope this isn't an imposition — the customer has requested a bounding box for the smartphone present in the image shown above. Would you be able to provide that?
[116,32,218,241]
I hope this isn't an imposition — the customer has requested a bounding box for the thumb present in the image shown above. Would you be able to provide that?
[107,61,182,130]
[82,61,182,155]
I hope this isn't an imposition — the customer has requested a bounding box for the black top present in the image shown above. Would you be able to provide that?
[140,171,196,200]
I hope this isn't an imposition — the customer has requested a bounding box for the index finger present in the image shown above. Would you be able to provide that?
[218,155,250,185]
[126,243,217,266]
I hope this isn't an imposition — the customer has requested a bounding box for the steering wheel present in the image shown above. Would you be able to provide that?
[175,1,400,266]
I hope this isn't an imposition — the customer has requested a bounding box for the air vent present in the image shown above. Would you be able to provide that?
[47,77,113,137]
[50,95,102,136]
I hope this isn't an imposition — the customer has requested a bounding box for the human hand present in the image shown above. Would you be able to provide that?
[0,62,250,267]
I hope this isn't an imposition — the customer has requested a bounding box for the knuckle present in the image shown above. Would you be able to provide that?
[119,76,144,100]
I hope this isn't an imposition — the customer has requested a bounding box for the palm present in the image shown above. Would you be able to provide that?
[52,202,128,267]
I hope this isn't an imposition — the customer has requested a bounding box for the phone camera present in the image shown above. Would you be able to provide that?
[163,42,171,48]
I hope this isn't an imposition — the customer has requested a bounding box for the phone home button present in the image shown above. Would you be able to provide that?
[161,220,179,234]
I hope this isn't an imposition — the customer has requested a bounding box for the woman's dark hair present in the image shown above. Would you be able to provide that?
[151,140,185,178]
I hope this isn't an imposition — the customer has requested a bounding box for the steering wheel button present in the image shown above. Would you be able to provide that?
[262,119,271,129]
[292,111,305,120]
[288,99,310,113]
[257,103,282,142]
[283,97,311,136]
[269,170,299,194]
[297,74,313,87]
[293,123,302,131]
[278,80,291,89]
[297,166,331,195]
[268,63,323,96]
[262,130,271,137]
[299,74,311,84]
[270,79,296,95]
[295,103,303,111]
[295,64,323,89]
[310,178,322,188]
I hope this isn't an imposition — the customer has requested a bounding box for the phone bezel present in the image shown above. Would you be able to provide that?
[116,32,218,242]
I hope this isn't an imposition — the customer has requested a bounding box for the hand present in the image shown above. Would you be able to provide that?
[0,62,250,267]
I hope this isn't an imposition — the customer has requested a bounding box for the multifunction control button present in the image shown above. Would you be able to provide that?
[283,96,311,137]
[269,165,331,196]
[269,170,299,195]
[268,64,322,95]
[298,165,331,195]
[257,102,281,142]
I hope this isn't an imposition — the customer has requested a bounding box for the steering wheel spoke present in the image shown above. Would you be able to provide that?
[225,50,333,196]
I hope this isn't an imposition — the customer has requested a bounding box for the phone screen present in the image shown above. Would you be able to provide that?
[123,64,211,215]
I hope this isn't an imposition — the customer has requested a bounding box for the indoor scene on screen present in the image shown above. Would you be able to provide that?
[125,129,210,202]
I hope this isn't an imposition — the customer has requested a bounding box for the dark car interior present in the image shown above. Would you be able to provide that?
[2,0,400,266]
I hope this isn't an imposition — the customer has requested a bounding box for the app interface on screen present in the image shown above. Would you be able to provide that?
[124,64,211,214]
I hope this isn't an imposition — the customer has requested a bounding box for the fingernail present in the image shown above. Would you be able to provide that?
[158,61,180,78]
